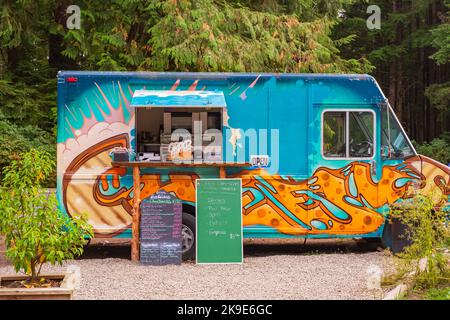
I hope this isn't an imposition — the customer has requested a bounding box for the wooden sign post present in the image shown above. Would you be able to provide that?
[131,165,141,262]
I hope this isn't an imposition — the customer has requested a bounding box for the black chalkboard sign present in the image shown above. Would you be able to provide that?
[140,190,182,265]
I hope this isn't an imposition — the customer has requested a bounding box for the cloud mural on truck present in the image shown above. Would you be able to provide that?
[57,80,135,237]
[58,79,450,238]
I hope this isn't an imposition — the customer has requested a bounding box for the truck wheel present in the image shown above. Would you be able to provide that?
[182,213,196,261]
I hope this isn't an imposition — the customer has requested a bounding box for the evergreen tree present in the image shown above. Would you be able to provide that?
[334,0,450,142]
[0,0,448,184]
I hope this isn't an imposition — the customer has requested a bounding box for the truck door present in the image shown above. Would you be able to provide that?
[309,105,383,236]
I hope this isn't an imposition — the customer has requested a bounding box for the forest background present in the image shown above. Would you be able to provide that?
[1,0,449,185]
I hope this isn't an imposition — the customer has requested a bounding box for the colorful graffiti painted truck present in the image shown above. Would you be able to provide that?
[57,71,449,259]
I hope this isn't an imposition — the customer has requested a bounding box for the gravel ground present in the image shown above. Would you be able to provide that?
[0,238,393,300]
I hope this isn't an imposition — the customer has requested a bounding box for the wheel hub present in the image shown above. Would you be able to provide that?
[182,224,194,253]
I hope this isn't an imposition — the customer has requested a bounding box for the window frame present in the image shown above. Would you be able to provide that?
[321,108,376,160]
[380,104,417,159]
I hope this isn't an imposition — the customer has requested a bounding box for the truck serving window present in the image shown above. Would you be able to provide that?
[136,108,223,162]
[131,90,226,163]
[323,110,374,159]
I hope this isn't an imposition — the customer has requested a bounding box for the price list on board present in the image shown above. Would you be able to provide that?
[139,190,182,265]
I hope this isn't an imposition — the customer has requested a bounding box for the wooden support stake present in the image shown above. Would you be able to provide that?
[131,165,141,262]
[219,166,226,178]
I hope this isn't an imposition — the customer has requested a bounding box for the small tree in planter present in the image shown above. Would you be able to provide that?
[0,149,93,287]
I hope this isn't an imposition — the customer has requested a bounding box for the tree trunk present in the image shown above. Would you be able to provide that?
[48,2,77,71]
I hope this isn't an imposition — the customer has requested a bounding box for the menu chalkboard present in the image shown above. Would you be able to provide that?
[140,190,182,265]
[196,179,242,264]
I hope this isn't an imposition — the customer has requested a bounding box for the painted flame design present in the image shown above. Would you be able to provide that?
[59,80,449,237]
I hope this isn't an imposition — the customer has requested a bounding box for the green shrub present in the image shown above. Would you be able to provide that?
[0,118,55,186]
[385,191,450,298]
[413,136,450,165]
[424,287,450,300]
[0,149,93,284]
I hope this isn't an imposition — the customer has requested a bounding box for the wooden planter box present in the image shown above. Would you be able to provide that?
[0,273,76,300]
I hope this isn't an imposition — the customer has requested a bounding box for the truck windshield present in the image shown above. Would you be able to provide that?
[381,105,415,159]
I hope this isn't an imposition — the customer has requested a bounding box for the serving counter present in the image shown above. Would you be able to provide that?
[111,161,251,261]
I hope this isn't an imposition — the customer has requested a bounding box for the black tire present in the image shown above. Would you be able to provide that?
[182,213,196,261]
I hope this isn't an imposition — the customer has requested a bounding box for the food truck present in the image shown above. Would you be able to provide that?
[57,71,449,259]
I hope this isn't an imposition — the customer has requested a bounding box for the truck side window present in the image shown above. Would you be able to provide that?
[323,110,374,159]
[323,111,346,158]
[349,111,374,158]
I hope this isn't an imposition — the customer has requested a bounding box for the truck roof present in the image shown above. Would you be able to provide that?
[57,71,375,82]
[57,71,387,108]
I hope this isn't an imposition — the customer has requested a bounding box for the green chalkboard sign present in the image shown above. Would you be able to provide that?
[196,179,243,264]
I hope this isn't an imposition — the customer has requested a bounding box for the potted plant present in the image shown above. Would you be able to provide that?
[0,149,93,300]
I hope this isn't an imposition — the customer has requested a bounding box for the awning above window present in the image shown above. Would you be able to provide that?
[130,90,226,108]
